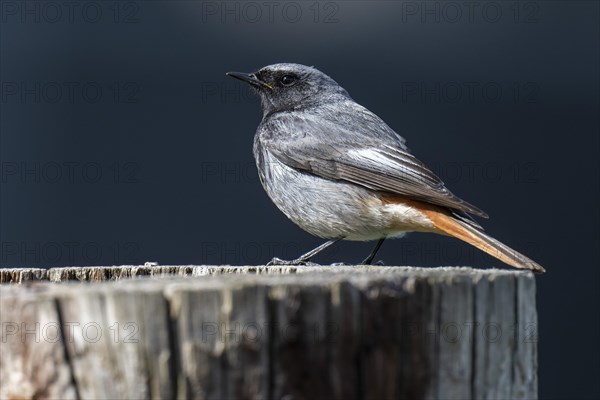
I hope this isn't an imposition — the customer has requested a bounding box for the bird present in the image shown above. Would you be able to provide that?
[226,63,545,273]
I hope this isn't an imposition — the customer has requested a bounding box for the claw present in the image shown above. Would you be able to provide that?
[266,257,291,266]
[267,257,317,266]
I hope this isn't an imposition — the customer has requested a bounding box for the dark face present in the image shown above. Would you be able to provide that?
[227,63,350,116]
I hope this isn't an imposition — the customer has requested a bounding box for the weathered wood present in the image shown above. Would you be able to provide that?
[0,288,77,399]
[0,266,538,399]
[0,265,312,284]
[57,282,175,399]
[0,268,48,284]
[328,281,361,400]
[512,273,538,399]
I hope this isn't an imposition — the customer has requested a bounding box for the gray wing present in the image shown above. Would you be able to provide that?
[260,103,488,220]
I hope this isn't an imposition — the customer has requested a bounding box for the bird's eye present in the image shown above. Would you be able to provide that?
[280,74,297,86]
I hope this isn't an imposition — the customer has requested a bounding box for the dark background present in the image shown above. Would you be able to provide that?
[1,1,598,398]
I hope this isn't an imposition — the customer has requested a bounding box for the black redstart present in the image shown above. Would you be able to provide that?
[227,63,545,273]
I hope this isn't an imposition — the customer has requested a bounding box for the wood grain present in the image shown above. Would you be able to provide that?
[0,266,538,399]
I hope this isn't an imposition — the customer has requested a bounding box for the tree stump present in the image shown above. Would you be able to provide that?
[0,265,538,399]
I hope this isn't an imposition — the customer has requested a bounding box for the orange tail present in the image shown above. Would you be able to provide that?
[422,209,545,273]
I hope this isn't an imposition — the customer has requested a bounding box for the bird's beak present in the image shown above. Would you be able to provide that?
[226,71,273,90]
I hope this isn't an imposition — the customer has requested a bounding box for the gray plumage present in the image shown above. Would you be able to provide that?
[226,63,545,272]
[235,63,483,238]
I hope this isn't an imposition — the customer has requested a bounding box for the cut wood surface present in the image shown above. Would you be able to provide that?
[0,265,538,399]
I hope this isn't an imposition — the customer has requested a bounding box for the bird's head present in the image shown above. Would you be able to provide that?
[227,63,350,116]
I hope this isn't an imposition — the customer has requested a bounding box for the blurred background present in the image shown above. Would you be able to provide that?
[1,1,598,397]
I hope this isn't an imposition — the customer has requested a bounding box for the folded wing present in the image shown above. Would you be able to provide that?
[262,106,488,221]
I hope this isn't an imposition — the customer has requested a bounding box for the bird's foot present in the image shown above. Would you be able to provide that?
[267,257,319,266]
[330,262,346,266]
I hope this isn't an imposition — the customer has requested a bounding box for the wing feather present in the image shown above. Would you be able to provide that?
[259,102,489,219]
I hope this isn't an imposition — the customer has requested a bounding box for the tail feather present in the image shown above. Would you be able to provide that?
[425,211,545,273]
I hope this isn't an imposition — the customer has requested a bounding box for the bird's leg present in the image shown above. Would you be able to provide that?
[267,238,343,266]
[361,238,386,265]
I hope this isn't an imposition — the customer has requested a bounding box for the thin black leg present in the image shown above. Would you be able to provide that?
[362,238,386,265]
[268,238,343,266]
